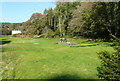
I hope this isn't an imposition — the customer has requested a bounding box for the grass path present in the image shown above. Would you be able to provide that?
[2,36,113,79]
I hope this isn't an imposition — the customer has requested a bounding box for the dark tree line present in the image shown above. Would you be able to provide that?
[82,2,120,40]
[19,2,92,37]
[19,2,119,40]
[2,2,120,40]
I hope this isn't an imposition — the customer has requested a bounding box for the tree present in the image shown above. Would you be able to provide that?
[54,2,81,37]
[68,2,93,37]
[81,2,120,40]
[2,27,11,35]
[21,13,44,35]
[43,8,55,33]
[97,36,120,80]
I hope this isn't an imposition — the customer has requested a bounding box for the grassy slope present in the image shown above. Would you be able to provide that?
[2,36,114,79]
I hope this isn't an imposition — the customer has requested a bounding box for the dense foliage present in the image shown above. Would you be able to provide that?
[97,36,120,80]
[20,13,44,35]
[2,2,119,40]
[82,2,120,40]
[19,2,92,38]
[0,23,21,35]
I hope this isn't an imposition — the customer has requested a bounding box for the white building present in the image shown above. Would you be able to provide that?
[12,30,22,35]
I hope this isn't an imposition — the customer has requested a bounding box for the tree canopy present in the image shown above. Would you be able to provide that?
[2,2,119,40]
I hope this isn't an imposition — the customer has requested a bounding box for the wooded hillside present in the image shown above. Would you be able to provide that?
[2,2,120,41]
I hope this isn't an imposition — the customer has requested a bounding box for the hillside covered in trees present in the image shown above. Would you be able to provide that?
[1,2,120,41]
[0,23,22,35]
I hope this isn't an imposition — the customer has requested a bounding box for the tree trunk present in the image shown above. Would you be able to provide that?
[59,15,61,36]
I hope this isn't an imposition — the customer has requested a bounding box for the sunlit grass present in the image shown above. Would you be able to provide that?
[2,36,113,79]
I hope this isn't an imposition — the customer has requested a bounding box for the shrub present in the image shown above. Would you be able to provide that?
[45,29,56,38]
[12,34,17,37]
[97,37,120,80]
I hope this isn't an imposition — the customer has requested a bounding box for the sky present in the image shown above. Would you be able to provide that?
[1,2,56,23]
[1,0,118,23]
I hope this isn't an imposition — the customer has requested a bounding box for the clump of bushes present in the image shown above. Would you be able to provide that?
[97,37,120,80]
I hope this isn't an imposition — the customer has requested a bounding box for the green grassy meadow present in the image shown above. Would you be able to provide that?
[1,36,114,79]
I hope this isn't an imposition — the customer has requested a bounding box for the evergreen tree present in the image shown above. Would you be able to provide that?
[97,36,120,80]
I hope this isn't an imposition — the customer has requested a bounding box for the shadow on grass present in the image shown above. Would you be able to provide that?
[2,74,103,81]
[70,44,99,47]
[49,74,80,80]
[0,39,11,45]
[47,74,102,81]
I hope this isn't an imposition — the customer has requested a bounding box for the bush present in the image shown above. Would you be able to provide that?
[12,34,17,37]
[12,33,23,37]
[97,38,120,80]
[45,29,56,38]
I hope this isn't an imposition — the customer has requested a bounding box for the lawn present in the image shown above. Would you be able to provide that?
[1,36,114,79]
